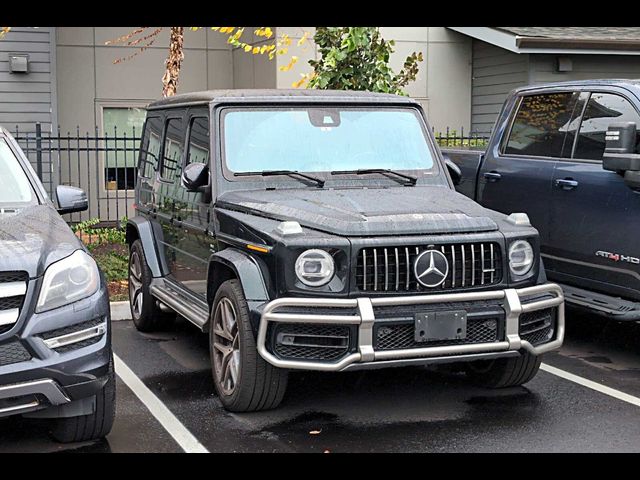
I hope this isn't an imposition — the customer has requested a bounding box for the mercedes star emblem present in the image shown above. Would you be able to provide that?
[414,249,449,288]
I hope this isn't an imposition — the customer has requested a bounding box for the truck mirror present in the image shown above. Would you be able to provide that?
[182,162,209,192]
[56,185,88,214]
[444,157,462,186]
[603,122,640,172]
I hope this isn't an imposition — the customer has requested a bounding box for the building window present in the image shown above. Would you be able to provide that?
[103,107,147,190]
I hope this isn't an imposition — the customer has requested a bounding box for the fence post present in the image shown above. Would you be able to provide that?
[35,122,43,179]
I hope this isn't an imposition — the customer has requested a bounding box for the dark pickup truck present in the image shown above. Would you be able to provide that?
[444,79,640,321]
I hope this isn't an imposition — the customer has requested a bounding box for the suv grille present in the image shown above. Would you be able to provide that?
[375,317,501,351]
[0,271,28,335]
[520,308,556,346]
[0,341,31,366]
[356,243,502,293]
[272,323,352,362]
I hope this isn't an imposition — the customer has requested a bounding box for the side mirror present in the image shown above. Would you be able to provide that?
[603,122,640,172]
[444,156,462,186]
[56,185,88,215]
[182,162,209,192]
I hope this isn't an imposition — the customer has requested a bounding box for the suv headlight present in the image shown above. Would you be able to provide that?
[295,249,335,287]
[36,250,100,313]
[508,240,534,277]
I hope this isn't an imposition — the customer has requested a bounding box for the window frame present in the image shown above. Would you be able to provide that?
[97,101,149,192]
[499,90,582,161]
[566,89,640,165]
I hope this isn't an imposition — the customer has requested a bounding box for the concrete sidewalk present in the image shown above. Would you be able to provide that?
[111,301,132,321]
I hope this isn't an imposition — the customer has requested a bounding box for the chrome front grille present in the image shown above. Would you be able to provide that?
[355,243,502,293]
[0,272,28,335]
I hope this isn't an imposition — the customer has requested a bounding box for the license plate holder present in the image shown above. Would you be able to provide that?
[414,310,467,342]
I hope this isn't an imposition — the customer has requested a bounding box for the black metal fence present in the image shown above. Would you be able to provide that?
[13,123,141,224]
[11,123,491,225]
[433,127,490,150]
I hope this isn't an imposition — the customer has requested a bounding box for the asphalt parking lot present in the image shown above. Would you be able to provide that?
[2,307,640,453]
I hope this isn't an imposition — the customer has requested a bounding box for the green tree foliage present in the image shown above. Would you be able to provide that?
[306,27,423,95]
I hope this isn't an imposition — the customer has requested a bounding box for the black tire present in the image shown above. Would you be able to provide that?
[50,357,116,443]
[465,352,542,388]
[128,239,174,332]
[209,279,288,412]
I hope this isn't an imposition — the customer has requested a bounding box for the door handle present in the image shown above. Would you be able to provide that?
[483,171,502,182]
[555,178,579,190]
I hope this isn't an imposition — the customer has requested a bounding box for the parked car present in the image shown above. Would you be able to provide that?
[0,127,114,442]
[127,89,564,412]
[444,79,640,321]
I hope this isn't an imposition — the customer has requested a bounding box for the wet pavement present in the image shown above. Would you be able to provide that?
[2,307,640,453]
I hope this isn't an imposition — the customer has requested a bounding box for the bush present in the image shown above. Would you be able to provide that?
[73,217,129,300]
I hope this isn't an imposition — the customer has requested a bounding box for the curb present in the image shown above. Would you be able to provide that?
[110,301,132,321]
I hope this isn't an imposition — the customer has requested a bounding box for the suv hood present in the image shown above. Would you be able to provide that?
[0,205,82,278]
[217,186,499,236]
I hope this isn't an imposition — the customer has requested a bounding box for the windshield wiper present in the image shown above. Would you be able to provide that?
[234,170,325,188]
[331,168,417,186]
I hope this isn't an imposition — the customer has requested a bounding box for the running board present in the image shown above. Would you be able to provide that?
[150,281,209,330]
[559,283,640,321]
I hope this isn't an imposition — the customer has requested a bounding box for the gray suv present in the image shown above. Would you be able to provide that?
[0,127,114,443]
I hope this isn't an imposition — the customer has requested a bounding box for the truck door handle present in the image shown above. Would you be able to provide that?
[555,178,579,190]
[483,172,502,182]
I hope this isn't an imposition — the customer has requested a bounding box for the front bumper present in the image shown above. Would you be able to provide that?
[0,280,112,418]
[257,283,564,371]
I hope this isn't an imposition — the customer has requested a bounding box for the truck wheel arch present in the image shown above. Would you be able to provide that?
[125,217,163,278]
[207,248,271,308]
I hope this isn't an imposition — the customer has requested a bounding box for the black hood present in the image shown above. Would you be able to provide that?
[217,186,499,237]
[0,205,82,278]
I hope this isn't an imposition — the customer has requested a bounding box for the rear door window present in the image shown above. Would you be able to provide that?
[160,117,185,183]
[504,92,580,158]
[573,92,640,161]
[139,116,163,179]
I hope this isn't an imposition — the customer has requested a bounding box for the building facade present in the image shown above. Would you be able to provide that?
[4,26,640,221]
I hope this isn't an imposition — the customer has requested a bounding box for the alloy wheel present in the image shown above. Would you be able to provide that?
[212,297,241,396]
[129,250,143,319]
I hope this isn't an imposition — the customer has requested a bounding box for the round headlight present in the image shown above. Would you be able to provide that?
[295,249,335,287]
[509,240,534,277]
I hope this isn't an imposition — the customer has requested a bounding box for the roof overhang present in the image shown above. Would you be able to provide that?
[448,27,640,55]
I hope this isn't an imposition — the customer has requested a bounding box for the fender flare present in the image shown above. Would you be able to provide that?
[126,216,163,278]
[207,248,270,304]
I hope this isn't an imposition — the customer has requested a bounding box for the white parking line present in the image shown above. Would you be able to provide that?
[113,353,209,453]
[541,363,640,408]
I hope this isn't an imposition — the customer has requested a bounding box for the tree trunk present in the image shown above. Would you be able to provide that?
[162,27,184,97]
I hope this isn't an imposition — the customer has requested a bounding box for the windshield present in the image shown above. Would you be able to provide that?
[0,139,37,206]
[222,107,437,179]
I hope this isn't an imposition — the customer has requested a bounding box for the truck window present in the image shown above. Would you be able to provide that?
[186,117,210,166]
[573,93,640,161]
[161,117,185,182]
[504,92,579,158]
[139,116,162,179]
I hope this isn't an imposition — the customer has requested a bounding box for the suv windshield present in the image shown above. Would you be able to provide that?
[0,138,37,206]
[222,107,437,180]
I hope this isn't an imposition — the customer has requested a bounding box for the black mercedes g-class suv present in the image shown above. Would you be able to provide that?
[127,89,565,412]
[0,127,114,442]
